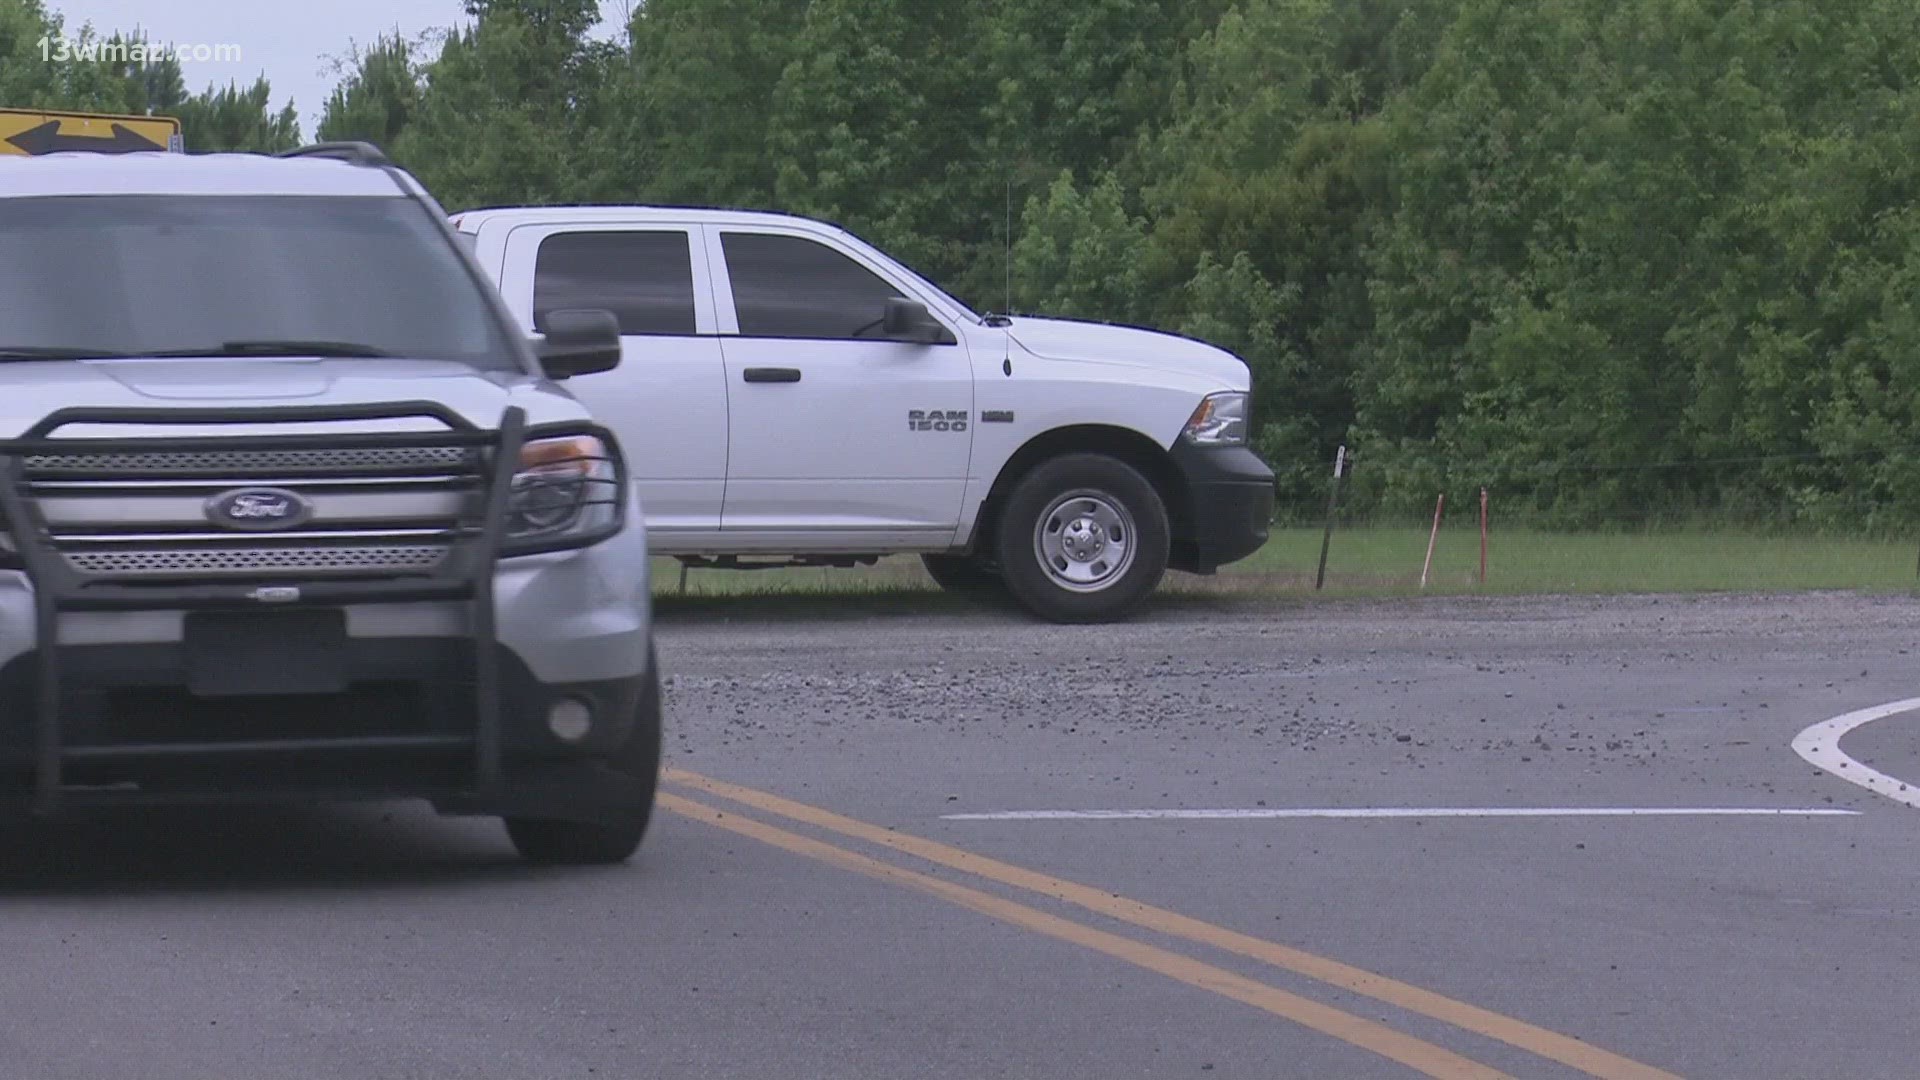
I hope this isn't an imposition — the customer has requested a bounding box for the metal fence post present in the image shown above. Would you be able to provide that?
[1314,445,1347,591]
[1420,492,1446,589]
[1479,487,1489,585]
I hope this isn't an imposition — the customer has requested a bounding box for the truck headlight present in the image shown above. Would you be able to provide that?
[502,432,625,554]
[1181,392,1249,446]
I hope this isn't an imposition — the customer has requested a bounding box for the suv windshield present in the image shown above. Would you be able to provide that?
[0,194,521,368]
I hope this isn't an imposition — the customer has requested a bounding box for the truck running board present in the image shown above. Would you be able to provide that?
[675,554,883,570]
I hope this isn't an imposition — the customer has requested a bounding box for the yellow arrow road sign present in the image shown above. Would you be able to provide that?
[0,109,183,156]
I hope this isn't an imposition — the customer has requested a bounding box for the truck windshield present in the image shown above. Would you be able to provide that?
[0,195,521,368]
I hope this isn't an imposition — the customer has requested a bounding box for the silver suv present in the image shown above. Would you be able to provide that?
[0,143,659,865]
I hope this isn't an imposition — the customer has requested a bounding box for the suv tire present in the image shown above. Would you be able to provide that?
[505,646,662,865]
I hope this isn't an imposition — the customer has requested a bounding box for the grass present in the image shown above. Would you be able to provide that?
[647,525,1920,605]
[1241,525,1920,594]
[648,558,945,616]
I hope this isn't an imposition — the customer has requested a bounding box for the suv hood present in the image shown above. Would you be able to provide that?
[1002,316,1250,391]
[0,358,587,438]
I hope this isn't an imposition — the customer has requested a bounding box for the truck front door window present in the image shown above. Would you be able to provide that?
[721,232,907,340]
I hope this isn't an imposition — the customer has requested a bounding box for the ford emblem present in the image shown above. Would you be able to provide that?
[205,487,313,531]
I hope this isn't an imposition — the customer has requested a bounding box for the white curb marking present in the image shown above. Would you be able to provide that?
[1792,696,1920,811]
[942,807,1858,821]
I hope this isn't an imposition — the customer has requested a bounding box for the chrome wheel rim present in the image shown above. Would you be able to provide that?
[1033,490,1136,593]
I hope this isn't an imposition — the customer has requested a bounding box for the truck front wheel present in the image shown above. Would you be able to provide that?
[994,453,1169,623]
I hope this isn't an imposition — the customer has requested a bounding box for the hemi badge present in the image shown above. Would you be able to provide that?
[247,586,302,604]
[981,410,1015,423]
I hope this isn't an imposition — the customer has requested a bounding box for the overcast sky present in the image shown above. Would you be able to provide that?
[51,1,621,138]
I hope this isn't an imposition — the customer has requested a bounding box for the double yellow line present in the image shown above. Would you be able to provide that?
[661,769,1681,1080]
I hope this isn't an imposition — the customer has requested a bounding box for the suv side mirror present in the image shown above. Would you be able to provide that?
[535,308,622,379]
[881,298,956,345]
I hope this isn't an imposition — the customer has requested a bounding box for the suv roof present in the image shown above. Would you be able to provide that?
[0,150,416,200]
[450,204,842,234]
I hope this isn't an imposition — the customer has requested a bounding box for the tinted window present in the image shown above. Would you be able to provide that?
[0,195,517,366]
[722,232,907,339]
[534,231,696,336]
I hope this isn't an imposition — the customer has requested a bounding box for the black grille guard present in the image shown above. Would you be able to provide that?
[0,401,533,816]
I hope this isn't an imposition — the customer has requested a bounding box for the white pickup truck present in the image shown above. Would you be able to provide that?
[454,206,1275,622]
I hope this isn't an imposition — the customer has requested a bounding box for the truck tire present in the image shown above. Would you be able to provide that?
[994,453,1169,623]
[505,647,662,866]
[920,553,1006,598]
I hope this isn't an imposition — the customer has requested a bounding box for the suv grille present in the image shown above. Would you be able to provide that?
[26,446,477,478]
[64,543,449,578]
[2,429,487,583]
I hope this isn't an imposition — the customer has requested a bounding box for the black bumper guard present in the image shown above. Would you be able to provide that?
[0,401,542,816]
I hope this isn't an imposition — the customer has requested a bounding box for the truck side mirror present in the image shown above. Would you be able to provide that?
[881,298,956,345]
[534,308,622,379]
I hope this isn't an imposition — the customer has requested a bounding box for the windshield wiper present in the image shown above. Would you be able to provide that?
[0,346,130,360]
[148,340,395,358]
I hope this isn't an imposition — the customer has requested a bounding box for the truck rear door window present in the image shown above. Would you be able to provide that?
[533,230,697,336]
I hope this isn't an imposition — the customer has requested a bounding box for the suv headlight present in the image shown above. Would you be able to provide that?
[1181,392,1249,446]
[502,431,625,554]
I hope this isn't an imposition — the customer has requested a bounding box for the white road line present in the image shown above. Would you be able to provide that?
[1792,696,1920,811]
[942,807,1859,821]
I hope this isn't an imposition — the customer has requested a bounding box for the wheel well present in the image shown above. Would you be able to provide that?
[970,425,1197,570]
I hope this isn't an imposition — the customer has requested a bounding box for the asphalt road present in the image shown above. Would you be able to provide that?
[3,592,1919,1079]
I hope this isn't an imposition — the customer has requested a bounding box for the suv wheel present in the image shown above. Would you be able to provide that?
[505,648,663,866]
[994,453,1168,623]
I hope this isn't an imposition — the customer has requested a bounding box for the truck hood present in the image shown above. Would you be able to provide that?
[0,358,587,438]
[1002,316,1250,391]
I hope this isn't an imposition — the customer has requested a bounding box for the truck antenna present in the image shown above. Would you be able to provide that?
[1004,174,1013,317]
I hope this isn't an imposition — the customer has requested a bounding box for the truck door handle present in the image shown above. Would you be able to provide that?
[742,367,802,383]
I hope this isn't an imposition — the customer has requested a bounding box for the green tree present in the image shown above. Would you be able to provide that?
[978,0,1188,186]
[768,0,999,304]
[396,0,618,208]
[316,33,420,148]
[174,77,300,152]
[1356,0,1920,524]
[0,0,54,105]
[1131,0,1446,500]
[615,0,811,206]
[1010,171,1148,321]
